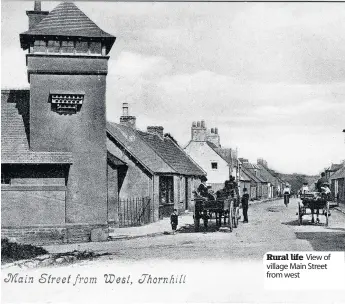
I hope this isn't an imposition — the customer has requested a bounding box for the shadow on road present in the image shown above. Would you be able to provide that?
[178,223,225,234]
[282,220,328,227]
[295,232,345,251]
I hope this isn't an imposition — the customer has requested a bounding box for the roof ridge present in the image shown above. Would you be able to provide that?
[136,131,178,174]
[107,122,175,174]
[165,135,206,176]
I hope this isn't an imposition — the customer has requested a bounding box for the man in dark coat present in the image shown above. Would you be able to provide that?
[316,172,328,193]
[241,187,250,223]
[170,209,178,235]
[197,176,209,198]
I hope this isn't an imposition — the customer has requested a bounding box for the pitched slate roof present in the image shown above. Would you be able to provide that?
[106,122,205,176]
[241,163,267,183]
[138,131,205,176]
[327,163,343,172]
[206,141,236,165]
[257,164,279,186]
[1,89,73,164]
[331,165,345,179]
[240,166,263,183]
[20,2,115,51]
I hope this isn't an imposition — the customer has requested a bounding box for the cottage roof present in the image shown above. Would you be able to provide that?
[257,164,279,186]
[107,122,205,176]
[330,165,345,179]
[20,2,115,51]
[1,89,73,164]
[206,141,236,165]
[241,162,267,183]
[327,163,343,172]
[241,165,266,183]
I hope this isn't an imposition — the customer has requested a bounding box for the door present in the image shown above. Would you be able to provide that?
[185,177,189,210]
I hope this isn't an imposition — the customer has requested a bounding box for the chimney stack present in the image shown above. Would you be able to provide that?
[120,102,136,128]
[147,126,164,138]
[206,126,221,147]
[26,1,49,30]
[191,120,207,142]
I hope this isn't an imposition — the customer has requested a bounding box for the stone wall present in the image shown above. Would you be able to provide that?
[2,224,108,246]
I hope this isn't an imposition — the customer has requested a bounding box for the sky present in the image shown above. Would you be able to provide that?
[1,1,345,175]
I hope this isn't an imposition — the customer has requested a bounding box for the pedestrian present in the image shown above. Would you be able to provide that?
[202,210,209,232]
[241,187,249,223]
[170,209,178,235]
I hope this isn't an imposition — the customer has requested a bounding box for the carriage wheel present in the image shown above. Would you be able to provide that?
[298,202,302,226]
[325,202,329,227]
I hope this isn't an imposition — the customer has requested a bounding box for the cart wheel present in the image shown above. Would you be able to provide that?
[298,202,302,226]
[325,202,329,227]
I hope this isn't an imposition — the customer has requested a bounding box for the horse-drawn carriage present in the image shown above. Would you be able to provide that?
[297,192,330,226]
[194,196,240,232]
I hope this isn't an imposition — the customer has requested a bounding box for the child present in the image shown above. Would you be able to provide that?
[202,210,209,232]
[170,209,178,235]
[241,188,249,223]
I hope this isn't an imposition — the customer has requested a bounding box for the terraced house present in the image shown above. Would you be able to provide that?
[107,104,206,223]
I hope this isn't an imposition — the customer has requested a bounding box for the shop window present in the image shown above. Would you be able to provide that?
[33,40,46,53]
[75,41,88,54]
[61,41,74,54]
[89,42,101,54]
[47,40,60,53]
[211,162,218,169]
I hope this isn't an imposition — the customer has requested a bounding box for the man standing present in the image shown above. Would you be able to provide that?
[241,188,250,223]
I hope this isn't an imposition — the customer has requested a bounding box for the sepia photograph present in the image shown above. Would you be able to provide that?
[1,0,345,303]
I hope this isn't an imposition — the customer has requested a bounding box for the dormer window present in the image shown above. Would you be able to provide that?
[50,91,85,115]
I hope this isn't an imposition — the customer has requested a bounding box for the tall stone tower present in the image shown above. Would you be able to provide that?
[20,2,116,224]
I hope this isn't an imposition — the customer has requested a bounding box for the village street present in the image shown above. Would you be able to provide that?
[45,198,345,261]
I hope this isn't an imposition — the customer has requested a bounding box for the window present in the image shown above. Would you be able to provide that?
[75,41,88,54]
[211,162,218,169]
[47,40,60,53]
[33,40,46,53]
[61,41,74,54]
[89,42,101,54]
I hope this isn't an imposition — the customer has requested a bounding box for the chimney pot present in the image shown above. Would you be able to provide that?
[201,120,205,128]
[197,121,200,127]
[211,128,214,134]
[215,127,218,134]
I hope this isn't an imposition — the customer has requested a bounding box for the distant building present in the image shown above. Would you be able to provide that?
[107,104,206,220]
[184,121,237,191]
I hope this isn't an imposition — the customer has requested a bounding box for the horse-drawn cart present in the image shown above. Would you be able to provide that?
[194,197,240,232]
[297,192,330,226]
